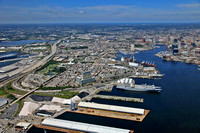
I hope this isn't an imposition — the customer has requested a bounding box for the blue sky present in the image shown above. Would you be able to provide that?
[0,0,200,23]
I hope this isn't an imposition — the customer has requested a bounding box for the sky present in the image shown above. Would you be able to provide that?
[0,0,200,24]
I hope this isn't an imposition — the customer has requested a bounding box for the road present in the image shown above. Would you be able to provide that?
[0,40,60,112]
[22,40,59,73]
[0,40,60,87]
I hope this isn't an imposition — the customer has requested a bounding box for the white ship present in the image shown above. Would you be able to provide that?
[116,78,161,92]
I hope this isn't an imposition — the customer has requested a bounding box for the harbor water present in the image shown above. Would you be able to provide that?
[0,39,52,68]
[0,40,48,46]
[29,45,200,133]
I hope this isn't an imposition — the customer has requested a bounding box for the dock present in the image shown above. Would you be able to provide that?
[130,75,153,79]
[65,102,149,122]
[35,118,133,133]
[93,95,144,103]
[82,84,114,101]
[34,124,85,133]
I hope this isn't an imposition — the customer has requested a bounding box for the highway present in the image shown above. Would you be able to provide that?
[0,40,60,112]
[22,40,59,73]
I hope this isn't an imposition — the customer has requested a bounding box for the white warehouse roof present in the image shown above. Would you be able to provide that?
[42,118,130,133]
[78,102,145,115]
[0,99,7,107]
[16,122,31,130]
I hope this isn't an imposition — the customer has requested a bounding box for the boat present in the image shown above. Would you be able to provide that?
[141,61,157,67]
[116,78,161,92]
[0,53,17,61]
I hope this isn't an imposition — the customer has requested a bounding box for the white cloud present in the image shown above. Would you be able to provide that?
[177,3,200,8]
[0,4,200,23]
[85,5,135,11]
[79,10,84,14]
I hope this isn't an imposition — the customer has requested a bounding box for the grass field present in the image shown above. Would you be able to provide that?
[6,83,27,95]
[34,90,78,99]
[0,87,8,96]
[35,60,64,75]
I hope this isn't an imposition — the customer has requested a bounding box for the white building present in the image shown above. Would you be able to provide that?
[131,44,135,51]
[0,99,7,108]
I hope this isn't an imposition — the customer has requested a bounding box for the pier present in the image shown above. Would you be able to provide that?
[34,124,85,133]
[130,75,154,79]
[93,95,144,103]
[66,107,149,122]
[64,102,149,122]
[35,118,132,133]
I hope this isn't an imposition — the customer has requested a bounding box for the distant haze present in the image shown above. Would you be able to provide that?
[0,0,200,23]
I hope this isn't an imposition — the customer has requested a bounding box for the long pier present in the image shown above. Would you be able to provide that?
[93,95,144,103]
[34,124,85,133]
[66,107,149,122]
[63,102,149,122]
[35,118,132,133]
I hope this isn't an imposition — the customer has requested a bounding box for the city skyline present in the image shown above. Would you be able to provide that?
[0,0,200,24]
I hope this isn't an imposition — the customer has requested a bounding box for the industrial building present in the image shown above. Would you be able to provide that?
[40,118,131,133]
[0,99,7,108]
[78,102,145,115]
[15,122,31,133]
[35,110,55,117]
[0,75,9,82]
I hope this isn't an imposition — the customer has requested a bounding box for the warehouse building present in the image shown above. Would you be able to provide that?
[0,99,8,108]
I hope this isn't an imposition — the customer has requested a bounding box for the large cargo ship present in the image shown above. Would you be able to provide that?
[141,61,156,67]
[0,53,17,61]
[116,78,161,92]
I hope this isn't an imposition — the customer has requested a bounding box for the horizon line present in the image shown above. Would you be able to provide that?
[0,22,200,25]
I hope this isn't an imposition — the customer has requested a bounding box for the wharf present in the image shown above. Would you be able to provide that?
[93,95,144,103]
[34,124,85,133]
[35,118,132,133]
[82,84,114,101]
[65,107,149,122]
[63,102,149,122]
[130,75,153,79]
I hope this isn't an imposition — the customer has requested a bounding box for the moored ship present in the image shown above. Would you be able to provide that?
[116,78,161,92]
[141,61,156,67]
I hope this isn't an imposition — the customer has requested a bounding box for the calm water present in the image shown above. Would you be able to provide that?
[0,52,19,68]
[29,45,200,133]
[0,52,29,68]
[0,39,53,67]
[0,40,48,46]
